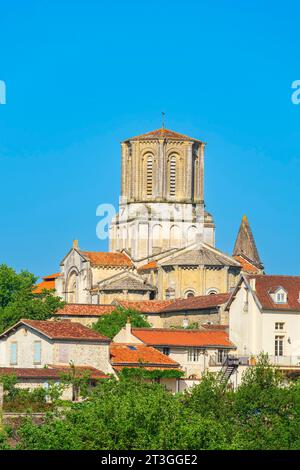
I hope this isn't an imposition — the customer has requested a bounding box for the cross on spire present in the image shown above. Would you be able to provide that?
[162,111,166,129]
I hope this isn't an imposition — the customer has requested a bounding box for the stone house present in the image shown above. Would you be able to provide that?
[113,323,236,390]
[110,342,182,393]
[0,319,114,399]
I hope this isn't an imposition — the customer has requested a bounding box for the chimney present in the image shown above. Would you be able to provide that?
[125,318,132,342]
[73,239,79,249]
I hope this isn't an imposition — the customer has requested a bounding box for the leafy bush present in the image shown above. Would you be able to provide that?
[92,307,151,339]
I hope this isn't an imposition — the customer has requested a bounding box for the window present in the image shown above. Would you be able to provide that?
[10,342,18,365]
[276,292,286,303]
[183,318,189,328]
[275,335,284,356]
[162,347,170,356]
[217,349,228,364]
[188,348,200,362]
[275,322,284,330]
[146,155,153,196]
[185,290,195,298]
[169,157,176,196]
[33,341,42,364]
[272,288,287,304]
[206,288,219,295]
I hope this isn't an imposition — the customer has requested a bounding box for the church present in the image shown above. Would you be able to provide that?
[51,127,264,304]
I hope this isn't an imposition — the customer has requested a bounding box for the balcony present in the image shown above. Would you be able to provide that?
[236,355,300,368]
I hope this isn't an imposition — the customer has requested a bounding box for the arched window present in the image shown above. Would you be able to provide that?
[146,155,153,196]
[206,288,219,295]
[185,290,195,298]
[169,156,176,196]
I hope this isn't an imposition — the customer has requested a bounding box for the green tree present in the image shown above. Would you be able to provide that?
[92,307,151,339]
[0,264,65,333]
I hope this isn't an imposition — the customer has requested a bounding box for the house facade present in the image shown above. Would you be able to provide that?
[227,274,300,370]
[113,323,236,389]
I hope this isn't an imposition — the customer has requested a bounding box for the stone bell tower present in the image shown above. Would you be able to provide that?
[109,127,215,261]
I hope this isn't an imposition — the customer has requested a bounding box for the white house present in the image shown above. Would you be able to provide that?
[226,274,300,371]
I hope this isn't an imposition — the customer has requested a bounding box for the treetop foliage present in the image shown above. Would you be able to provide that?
[0,264,65,333]
[92,306,151,339]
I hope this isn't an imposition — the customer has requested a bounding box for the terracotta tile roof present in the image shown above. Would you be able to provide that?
[42,273,60,280]
[116,299,175,313]
[55,304,115,317]
[0,366,108,380]
[124,128,203,143]
[201,324,229,330]
[137,261,158,272]
[33,280,56,294]
[131,328,235,348]
[110,343,179,368]
[33,273,60,293]
[249,275,300,312]
[234,255,261,274]
[161,293,231,313]
[0,319,110,342]
[81,251,133,267]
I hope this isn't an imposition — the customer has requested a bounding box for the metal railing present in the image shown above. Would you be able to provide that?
[233,355,300,367]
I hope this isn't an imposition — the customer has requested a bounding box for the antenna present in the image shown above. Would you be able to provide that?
[162,111,166,129]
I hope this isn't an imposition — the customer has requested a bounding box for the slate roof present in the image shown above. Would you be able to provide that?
[131,328,235,348]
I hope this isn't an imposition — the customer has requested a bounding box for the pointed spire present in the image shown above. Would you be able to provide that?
[233,215,263,268]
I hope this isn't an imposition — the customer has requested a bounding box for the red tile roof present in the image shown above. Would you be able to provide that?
[110,343,179,368]
[0,366,108,380]
[249,275,300,311]
[161,293,231,313]
[1,319,110,342]
[33,280,56,294]
[55,304,115,317]
[33,273,60,294]
[137,261,158,272]
[117,299,175,313]
[81,251,133,267]
[124,128,202,143]
[234,255,260,274]
[131,328,235,348]
[42,273,60,280]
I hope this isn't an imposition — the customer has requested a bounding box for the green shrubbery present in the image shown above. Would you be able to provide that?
[3,355,300,450]
[92,307,151,339]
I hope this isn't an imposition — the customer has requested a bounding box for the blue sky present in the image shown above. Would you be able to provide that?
[0,0,299,278]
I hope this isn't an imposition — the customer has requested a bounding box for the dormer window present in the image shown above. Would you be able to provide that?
[270,286,288,304]
[276,292,286,303]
